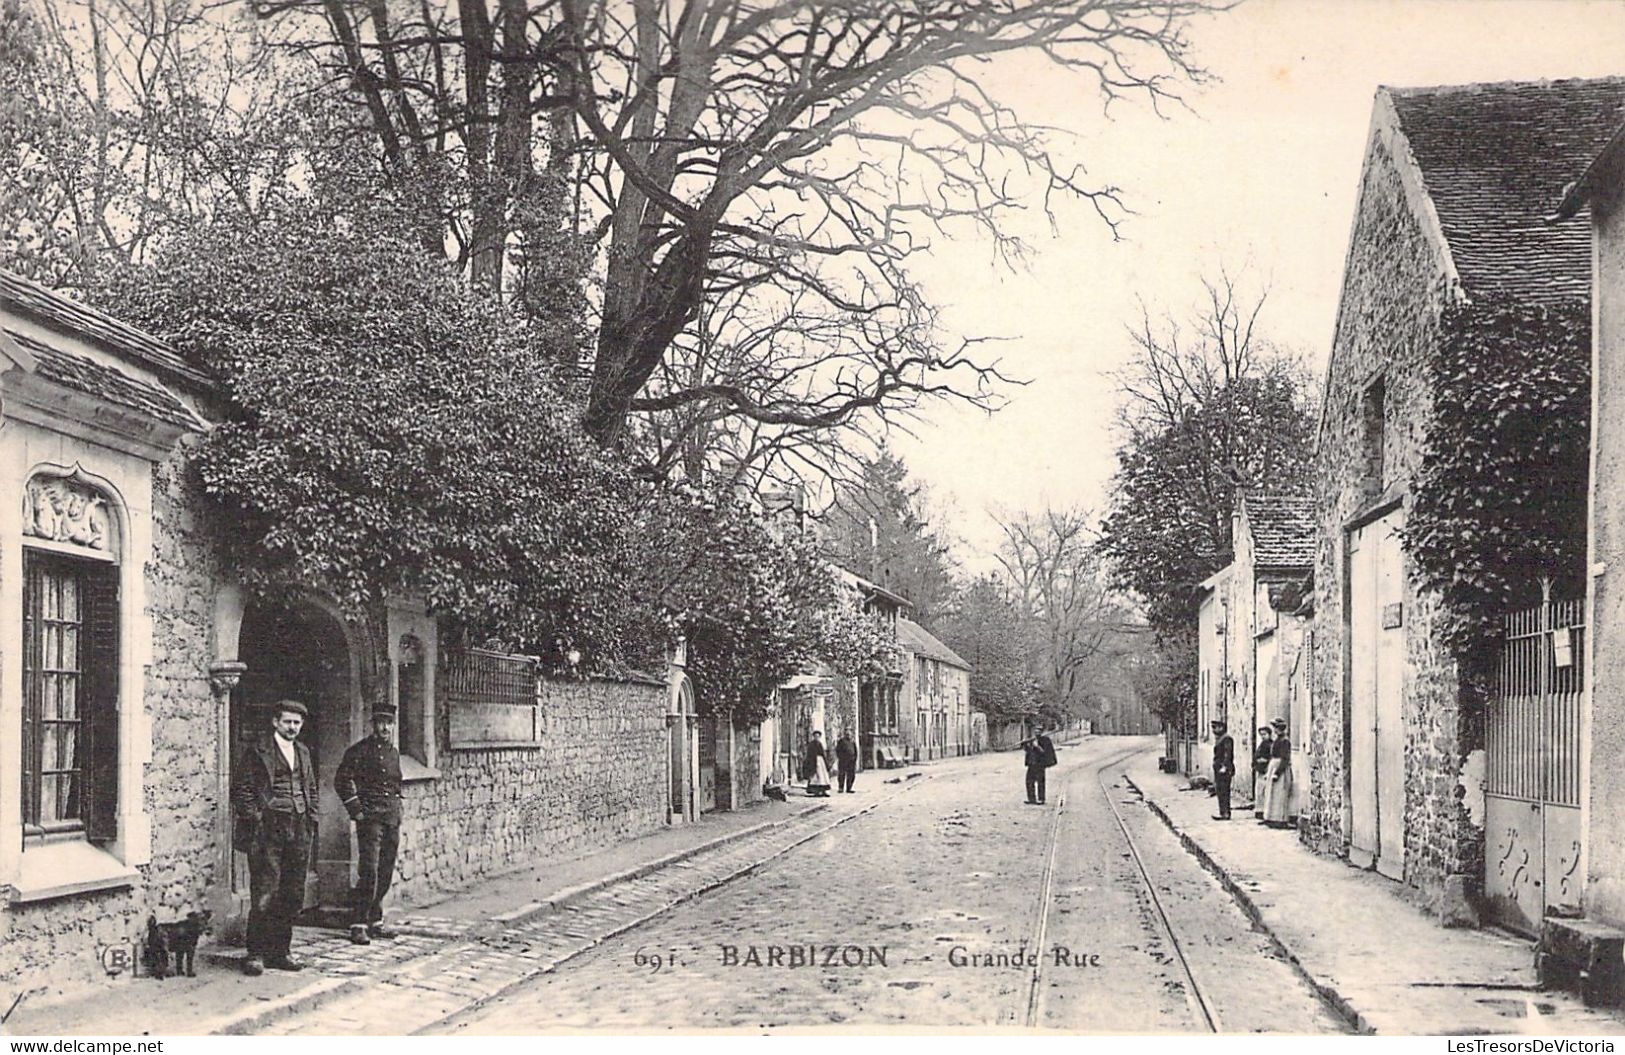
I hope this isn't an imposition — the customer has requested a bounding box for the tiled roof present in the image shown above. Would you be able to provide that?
[898,618,970,671]
[0,269,213,390]
[6,329,204,432]
[1387,78,1625,303]
[833,565,913,611]
[1244,494,1314,569]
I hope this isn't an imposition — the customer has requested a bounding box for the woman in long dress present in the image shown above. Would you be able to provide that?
[1250,725,1273,816]
[803,731,832,797]
[1263,717,1294,827]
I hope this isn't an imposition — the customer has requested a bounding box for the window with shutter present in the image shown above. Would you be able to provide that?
[21,551,119,846]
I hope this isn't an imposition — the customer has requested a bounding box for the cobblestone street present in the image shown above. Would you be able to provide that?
[424,739,1345,1033]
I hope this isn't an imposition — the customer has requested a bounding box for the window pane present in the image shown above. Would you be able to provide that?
[23,553,96,839]
[60,770,80,822]
[52,721,78,771]
[41,773,62,823]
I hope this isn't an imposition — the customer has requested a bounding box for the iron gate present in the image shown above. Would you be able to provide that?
[1484,595,1585,935]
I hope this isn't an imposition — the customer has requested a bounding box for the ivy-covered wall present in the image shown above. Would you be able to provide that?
[1308,109,1481,920]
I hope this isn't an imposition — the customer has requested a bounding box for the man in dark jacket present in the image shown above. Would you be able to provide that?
[231,700,318,976]
[1021,726,1059,804]
[335,704,405,945]
[1210,719,1235,820]
[834,730,859,794]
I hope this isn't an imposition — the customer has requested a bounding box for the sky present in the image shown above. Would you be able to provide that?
[889,0,1625,570]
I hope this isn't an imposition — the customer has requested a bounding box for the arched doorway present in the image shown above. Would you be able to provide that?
[668,677,697,823]
[222,598,365,938]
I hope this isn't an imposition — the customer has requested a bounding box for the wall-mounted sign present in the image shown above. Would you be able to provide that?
[1381,602,1404,630]
[1554,628,1575,669]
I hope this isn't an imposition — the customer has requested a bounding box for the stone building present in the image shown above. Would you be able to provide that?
[0,271,673,1000]
[840,569,909,770]
[1555,113,1625,949]
[762,568,907,787]
[0,268,220,997]
[1189,564,1231,781]
[1306,79,1624,922]
[1186,493,1313,816]
[898,618,972,760]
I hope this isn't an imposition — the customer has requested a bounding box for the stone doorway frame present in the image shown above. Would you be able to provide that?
[209,587,378,940]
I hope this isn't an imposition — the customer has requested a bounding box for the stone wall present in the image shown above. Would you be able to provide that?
[1,450,226,999]
[1586,177,1625,927]
[729,717,763,808]
[392,673,667,903]
[1308,103,1479,915]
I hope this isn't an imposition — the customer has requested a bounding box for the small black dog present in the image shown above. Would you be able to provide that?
[142,910,212,979]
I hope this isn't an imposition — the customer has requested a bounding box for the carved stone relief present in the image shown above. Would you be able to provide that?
[24,475,111,550]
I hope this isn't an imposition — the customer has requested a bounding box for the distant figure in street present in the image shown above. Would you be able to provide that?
[1210,720,1235,820]
[1263,717,1294,827]
[1021,726,1059,805]
[835,730,859,794]
[231,700,317,976]
[335,703,404,946]
[1252,725,1274,818]
[803,731,832,797]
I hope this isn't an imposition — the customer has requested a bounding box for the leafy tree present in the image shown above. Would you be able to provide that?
[1405,296,1589,651]
[820,451,956,624]
[657,496,840,722]
[1128,628,1197,729]
[1100,275,1317,637]
[93,198,635,667]
[1098,273,1317,727]
[97,197,868,712]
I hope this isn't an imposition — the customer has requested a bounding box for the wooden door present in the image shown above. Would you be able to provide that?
[1348,523,1379,868]
[1374,512,1407,880]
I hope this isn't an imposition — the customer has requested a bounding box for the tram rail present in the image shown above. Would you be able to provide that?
[1022,742,1222,1032]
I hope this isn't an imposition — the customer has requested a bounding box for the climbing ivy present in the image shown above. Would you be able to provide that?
[1404,295,1590,655]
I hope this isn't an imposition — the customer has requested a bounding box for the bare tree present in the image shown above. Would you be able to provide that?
[562,0,1221,446]
[1114,267,1311,442]
[994,504,1127,720]
[1103,268,1318,613]
[247,0,1222,446]
[1,0,309,287]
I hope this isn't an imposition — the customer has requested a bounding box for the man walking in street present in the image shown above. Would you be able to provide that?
[336,703,405,945]
[1021,725,1059,804]
[1210,719,1235,820]
[231,700,318,976]
[835,730,859,794]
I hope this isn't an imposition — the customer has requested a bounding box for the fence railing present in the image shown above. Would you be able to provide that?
[444,646,541,749]
[1487,597,1584,805]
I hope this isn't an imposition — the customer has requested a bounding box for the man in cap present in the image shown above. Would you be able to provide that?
[231,699,319,975]
[1210,719,1235,820]
[1020,724,1059,804]
[335,703,405,945]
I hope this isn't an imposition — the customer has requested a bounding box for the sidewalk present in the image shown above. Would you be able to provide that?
[1120,749,1625,1035]
[5,776,926,1037]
